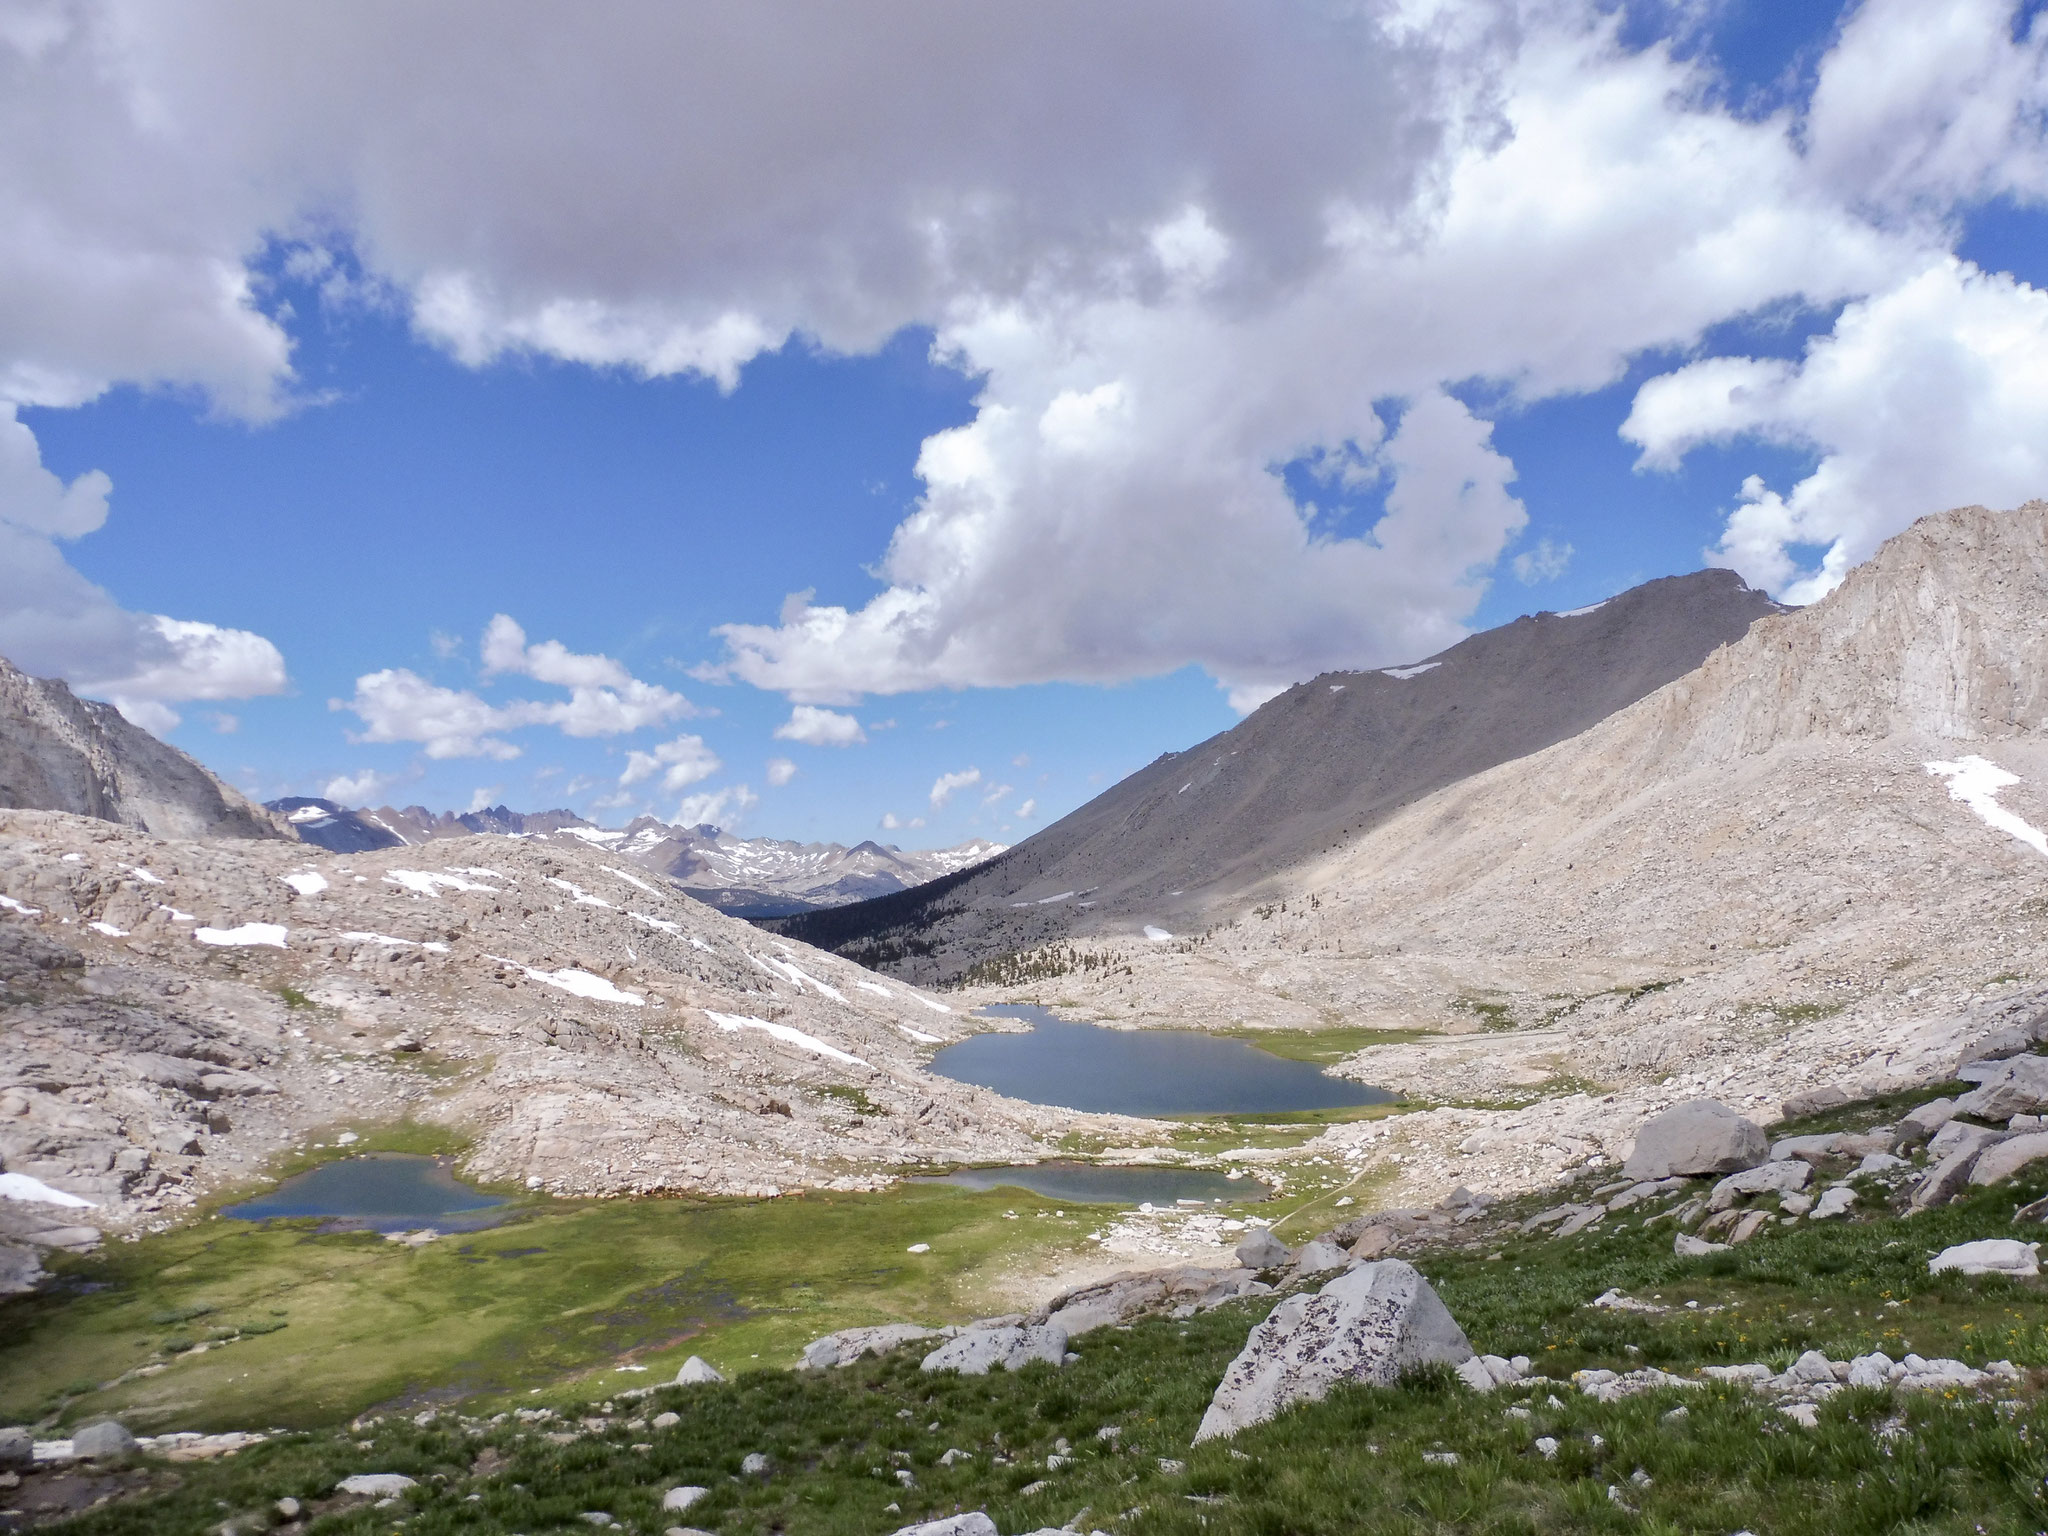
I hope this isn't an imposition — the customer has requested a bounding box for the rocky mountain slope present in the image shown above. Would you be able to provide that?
[0,658,287,843]
[961,501,2048,1214]
[774,567,1783,978]
[271,798,1003,917]
[0,811,1118,1291]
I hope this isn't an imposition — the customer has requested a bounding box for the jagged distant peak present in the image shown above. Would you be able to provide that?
[269,791,1006,916]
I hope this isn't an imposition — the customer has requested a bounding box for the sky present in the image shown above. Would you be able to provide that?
[6,0,2048,850]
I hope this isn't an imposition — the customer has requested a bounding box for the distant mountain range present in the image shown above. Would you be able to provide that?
[268,797,1005,917]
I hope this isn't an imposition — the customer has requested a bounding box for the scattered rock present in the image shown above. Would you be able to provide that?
[1674,1232,1729,1257]
[1956,1056,2048,1121]
[1970,1132,2048,1187]
[740,1452,770,1476]
[70,1421,134,1459]
[1455,1354,1529,1391]
[0,1428,31,1471]
[1780,1086,1850,1119]
[1040,1265,1264,1336]
[1929,1239,2041,1277]
[337,1473,418,1497]
[887,1516,997,1536]
[674,1356,724,1385]
[1194,1259,1473,1441]
[1234,1229,1291,1270]
[1534,1436,1559,1459]
[1892,1098,1957,1149]
[1809,1186,1857,1220]
[798,1324,945,1370]
[921,1324,1069,1376]
[1623,1100,1767,1181]
[1290,1240,1349,1277]
[1708,1161,1810,1210]
[652,1412,680,1429]
[662,1487,709,1512]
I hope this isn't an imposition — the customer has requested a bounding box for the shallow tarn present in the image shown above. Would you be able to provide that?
[221,1152,508,1233]
[928,1003,1395,1114]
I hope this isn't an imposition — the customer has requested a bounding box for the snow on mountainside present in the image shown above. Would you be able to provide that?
[0,809,1089,1288]
[267,797,1004,917]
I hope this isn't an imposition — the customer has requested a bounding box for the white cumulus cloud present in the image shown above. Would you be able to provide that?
[672,782,757,830]
[772,704,866,746]
[619,733,722,793]
[764,756,797,787]
[3,0,2047,701]
[336,616,693,758]
[930,767,981,809]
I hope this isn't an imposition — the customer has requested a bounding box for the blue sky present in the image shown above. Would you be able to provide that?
[6,1,2048,848]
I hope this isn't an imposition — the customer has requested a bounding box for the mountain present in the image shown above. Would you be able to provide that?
[932,500,2048,1216]
[267,797,1005,916]
[0,656,289,842]
[771,566,1784,979]
[0,804,1086,1287]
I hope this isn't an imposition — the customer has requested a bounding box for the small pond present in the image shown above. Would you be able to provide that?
[223,1153,508,1233]
[916,1160,1268,1205]
[927,1004,1395,1116]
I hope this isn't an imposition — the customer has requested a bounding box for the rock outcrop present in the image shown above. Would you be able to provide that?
[1194,1259,1473,1441]
[0,656,288,841]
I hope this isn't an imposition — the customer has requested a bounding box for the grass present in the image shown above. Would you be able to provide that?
[28,1150,2048,1536]
[0,1183,1108,1434]
[1213,1024,1439,1063]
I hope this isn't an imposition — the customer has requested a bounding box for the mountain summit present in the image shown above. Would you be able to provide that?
[774,566,1784,978]
[0,657,287,842]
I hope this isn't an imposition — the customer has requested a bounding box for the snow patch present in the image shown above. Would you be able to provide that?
[706,1010,868,1066]
[158,904,195,921]
[908,991,952,1014]
[0,895,40,916]
[855,979,892,998]
[898,1024,943,1044]
[340,931,420,948]
[1143,925,1174,941]
[769,957,847,1003]
[601,864,662,895]
[1927,756,2048,857]
[122,866,163,885]
[1036,891,1076,904]
[1557,599,1611,618]
[195,923,287,948]
[488,955,644,1005]
[1381,662,1441,680]
[0,1172,96,1208]
[1329,684,1346,692]
[627,910,681,935]
[87,921,128,937]
[384,870,496,898]
[546,877,614,908]
[557,827,626,845]
[280,871,329,897]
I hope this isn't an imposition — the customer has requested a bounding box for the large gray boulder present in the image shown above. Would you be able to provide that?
[0,1427,31,1471]
[920,1323,1068,1375]
[71,1420,134,1458]
[1194,1259,1473,1442]
[1956,1056,2048,1121]
[1623,1100,1767,1180]
[1912,1123,2007,1210]
[674,1355,724,1384]
[1893,1098,1957,1149]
